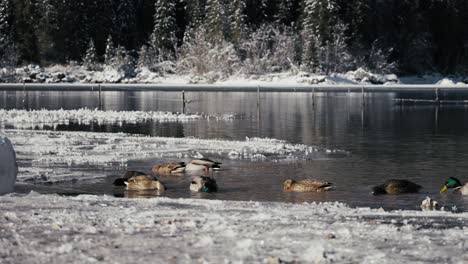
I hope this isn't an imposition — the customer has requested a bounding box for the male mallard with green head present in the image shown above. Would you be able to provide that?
[190,176,218,193]
[440,177,468,195]
[152,162,186,174]
[372,179,422,195]
[283,179,334,192]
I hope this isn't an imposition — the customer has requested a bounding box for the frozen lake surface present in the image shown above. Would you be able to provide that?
[1,90,468,212]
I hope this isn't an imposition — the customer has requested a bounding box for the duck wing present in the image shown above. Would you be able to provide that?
[384,179,422,193]
[113,171,147,186]
[191,159,222,166]
[299,179,333,188]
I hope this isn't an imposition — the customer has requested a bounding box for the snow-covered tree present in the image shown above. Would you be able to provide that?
[83,39,99,70]
[205,0,224,45]
[115,0,136,49]
[185,0,204,28]
[276,0,297,26]
[228,0,245,44]
[151,0,177,61]
[301,0,339,72]
[324,21,352,73]
[137,44,150,68]
[113,45,136,77]
[0,0,16,67]
[178,26,239,80]
[240,24,298,74]
[104,35,116,65]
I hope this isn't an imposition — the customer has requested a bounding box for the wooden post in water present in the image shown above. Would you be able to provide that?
[22,81,26,109]
[361,86,365,106]
[312,87,315,106]
[98,84,102,110]
[435,87,439,104]
[181,90,186,114]
[256,86,260,108]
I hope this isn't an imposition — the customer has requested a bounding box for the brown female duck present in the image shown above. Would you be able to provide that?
[283,179,334,192]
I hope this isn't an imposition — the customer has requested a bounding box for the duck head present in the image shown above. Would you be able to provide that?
[190,176,217,193]
[283,179,296,191]
[371,185,387,195]
[155,180,167,192]
[440,177,462,193]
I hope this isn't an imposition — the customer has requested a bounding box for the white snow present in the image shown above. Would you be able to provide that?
[0,108,202,127]
[4,64,468,87]
[0,193,466,263]
[0,136,17,195]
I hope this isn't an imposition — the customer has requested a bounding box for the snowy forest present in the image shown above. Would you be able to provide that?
[1,0,468,80]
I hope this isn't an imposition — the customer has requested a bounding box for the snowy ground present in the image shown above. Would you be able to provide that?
[0,192,466,263]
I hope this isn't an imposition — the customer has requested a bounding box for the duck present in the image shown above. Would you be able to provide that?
[152,162,186,174]
[185,159,221,172]
[440,177,468,195]
[283,179,334,192]
[113,170,147,186]
[125,175,167,192]
[190,176,218,193]
[372,179,422,195]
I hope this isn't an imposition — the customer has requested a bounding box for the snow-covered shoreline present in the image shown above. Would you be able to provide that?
[0,193,466,263]
[1,65,467,89]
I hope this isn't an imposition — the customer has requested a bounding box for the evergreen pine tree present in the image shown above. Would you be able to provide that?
[151,0,177,61]
[301,0,338,72]
[115,0,136,49]
[0,0,9,43]
[0,0,16,67]
[104,35,116,66]
[276,0,299,26]
[83,39,98,70]
[13,0,40,63]
[228,0,246,44]
[187,0,204,28]
[205,0,224,45]
[137,44,150,68]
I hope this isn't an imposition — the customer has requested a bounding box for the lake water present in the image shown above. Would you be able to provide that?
[2,90,468,211]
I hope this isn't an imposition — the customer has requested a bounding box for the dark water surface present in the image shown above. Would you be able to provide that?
[3,90,468,211]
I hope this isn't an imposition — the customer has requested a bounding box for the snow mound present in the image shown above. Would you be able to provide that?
[345,68,399,84]
[436,78,456,86]
[0,136,17,195]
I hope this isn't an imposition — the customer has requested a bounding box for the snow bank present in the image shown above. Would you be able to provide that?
[3,129,347,184]
[0,136,17,195]
[1,64,406,86]
[0,109,202,126]
[0,193,466,263]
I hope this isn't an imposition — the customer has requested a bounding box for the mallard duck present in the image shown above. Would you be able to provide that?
[113,170,147,186]
[125,175,166,192]
[152,162,186,174]
[190,176,218,192]
[372,179,422,195]
[440,177,468,195]
[185,159,221,172]
[283,179,334,192]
